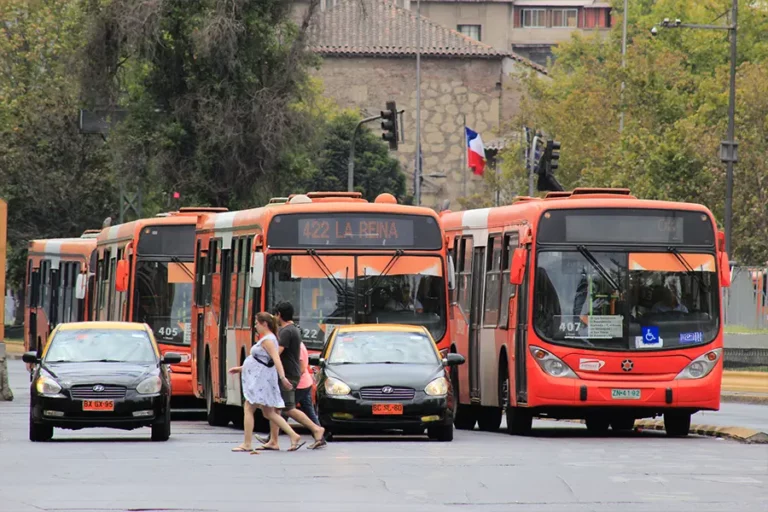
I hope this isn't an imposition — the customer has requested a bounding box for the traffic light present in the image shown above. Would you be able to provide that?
[381,101,398,150]
[536,139,564,192]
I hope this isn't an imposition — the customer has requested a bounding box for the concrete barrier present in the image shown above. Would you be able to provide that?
[635,419,768,444]
[0,342,14,401]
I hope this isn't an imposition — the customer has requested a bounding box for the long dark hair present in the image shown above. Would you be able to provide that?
[255,311,278,335]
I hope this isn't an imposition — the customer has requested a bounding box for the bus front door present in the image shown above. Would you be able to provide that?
[469,247,485,402]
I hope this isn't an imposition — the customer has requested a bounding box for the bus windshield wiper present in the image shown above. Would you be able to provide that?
[576,245,620,293]
[667,247,709,292]
[365,249,404,295]
[307,250,347,296]
[170,256,195,281]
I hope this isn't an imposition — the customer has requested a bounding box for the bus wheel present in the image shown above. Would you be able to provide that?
[663,412,691,437]
[205,366,229,427]
[478,364,508,432]
[585,416,610,435]
[451,365,477,430]
[505,406,532,436]
[611,416,636,432]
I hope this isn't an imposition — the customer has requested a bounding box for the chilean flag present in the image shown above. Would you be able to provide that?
[465,127,486,176]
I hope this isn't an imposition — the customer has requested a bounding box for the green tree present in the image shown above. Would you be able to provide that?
[302,112,407,202]
[0,0,116,289]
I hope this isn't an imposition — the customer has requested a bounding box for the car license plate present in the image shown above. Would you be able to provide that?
[82,400,114,411]
[611,389,641,400]
[372,403,403,415]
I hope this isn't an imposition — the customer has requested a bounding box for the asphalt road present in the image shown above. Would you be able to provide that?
[1,360,766,512]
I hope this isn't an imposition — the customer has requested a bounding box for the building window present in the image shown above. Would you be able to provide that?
[457,24,482,41]
[522,9,546,28]
[552,8,578,28]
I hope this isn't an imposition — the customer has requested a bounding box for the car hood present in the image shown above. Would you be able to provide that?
[43,362,156,387]
[325,363,443,389]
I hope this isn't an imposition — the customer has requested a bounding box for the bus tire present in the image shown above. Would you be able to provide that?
[478,362,507,432]
[205,366,229,427]
[586,416,610,434]
[505,406,532,436]
[611,416,636,432]
[663,412,691,437]
[451,365,477,430]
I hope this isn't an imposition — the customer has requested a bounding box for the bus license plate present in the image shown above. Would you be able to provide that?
[82,400,114,411]
[372,403,403,415]
[611,389,641,400]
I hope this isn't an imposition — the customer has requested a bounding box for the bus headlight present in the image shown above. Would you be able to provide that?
[324,377,351,396]
[529,346,578,378]
[675,349,722,380]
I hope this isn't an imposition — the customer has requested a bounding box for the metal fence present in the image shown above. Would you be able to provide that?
[722,267,768,370]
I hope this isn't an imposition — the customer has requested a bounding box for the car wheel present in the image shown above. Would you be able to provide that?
[151,406,171,442]
[428,423,453,442]
[205,366,229,427]
[664,412,691,437]
[29,415,53,442]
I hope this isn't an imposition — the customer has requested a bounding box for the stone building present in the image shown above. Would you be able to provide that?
[305,0,546,209]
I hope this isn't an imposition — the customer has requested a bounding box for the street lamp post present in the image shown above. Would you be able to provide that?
[414,0,423,206]
[653,0,738,256]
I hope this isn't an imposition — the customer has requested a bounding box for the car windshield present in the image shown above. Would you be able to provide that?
[44,329,157,363]
[534,250,719,350]
[265,254,447,349]
[327,331,440,365]
[134,260,193,345]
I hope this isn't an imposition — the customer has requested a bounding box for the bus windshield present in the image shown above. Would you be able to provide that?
[533,250,719,350]
[134,260,193,346]
[265,254,447,349]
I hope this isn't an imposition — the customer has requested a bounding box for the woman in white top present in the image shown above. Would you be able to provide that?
[228,312,304,452]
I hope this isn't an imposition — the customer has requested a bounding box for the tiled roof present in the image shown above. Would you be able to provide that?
[307,0,546,72]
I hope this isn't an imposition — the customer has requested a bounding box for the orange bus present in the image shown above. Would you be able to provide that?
[96,208,226,398]
[441,188,731,436]
[192,192,453,427]
[24,231,99,359]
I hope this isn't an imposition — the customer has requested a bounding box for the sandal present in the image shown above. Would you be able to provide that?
[252,445,280,452]
[231,445,254,452]
[288,441,306,452]
[307,438,327,450]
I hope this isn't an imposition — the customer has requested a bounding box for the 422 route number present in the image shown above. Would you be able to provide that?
[302,328,320,340]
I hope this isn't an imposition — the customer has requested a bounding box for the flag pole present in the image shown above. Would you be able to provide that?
[462,114,467,198]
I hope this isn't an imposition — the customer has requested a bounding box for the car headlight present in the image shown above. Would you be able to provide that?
[529,346,578,378]
[425,377,449,397]
[35,375,62,396]
[675,349,722,380]
[136,376,163,394]
[324,377,351,396]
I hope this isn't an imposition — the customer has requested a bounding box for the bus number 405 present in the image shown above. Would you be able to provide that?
[157,327,180,337]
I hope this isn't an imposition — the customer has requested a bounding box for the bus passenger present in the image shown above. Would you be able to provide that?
[227,312,304,453]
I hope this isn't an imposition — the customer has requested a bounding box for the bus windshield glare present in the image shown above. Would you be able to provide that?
[265,255,447,349]
[134,260,193,346]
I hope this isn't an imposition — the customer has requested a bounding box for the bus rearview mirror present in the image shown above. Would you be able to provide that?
[249,252,264,288]
[75,273,87,300]
[115,260,129,293]
[510,248,527,286]
[447,254,456,290]
[719,251,731,288]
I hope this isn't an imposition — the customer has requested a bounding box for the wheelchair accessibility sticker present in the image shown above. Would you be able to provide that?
[636,326,663,348]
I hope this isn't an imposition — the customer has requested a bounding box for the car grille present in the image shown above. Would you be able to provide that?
[69,385,127,400]
[359,387,415,401]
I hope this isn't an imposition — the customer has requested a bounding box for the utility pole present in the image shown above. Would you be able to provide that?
[619,0,628,133]
[414,0,422,205]
[527,134,539,196]
[652,3,738,255]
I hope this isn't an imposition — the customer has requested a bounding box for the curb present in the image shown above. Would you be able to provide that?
[721,392,768,405]
[635,419,768,444]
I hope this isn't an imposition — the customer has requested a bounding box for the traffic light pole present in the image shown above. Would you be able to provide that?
[347,114,382,192]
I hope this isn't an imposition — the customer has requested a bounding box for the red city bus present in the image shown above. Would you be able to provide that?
[441,188,731,436]
[95,208,226,398]
[191,192,454,427]
[24,232,99,361]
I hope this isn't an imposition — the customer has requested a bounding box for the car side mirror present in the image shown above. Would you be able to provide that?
[22,351,40,364]
[308,354,325,367]
[443,353,465,366]
[162,352,182,365]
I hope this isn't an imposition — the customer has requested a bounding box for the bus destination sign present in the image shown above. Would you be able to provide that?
[298,217,414,246]
[268,213,442,249]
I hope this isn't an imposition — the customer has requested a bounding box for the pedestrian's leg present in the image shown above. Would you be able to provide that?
[262,406,303,449]
[296,387,320,426]
[232,402,255,452]
[286,408,325,442]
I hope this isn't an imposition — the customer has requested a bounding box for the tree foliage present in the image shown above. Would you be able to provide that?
[503,0,768,264]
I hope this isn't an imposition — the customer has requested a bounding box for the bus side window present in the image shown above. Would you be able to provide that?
[499,232,519,329]
[244,235,255,329]
[483,235,502,327]
[450,237,459,304]
[458,236,473,313]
